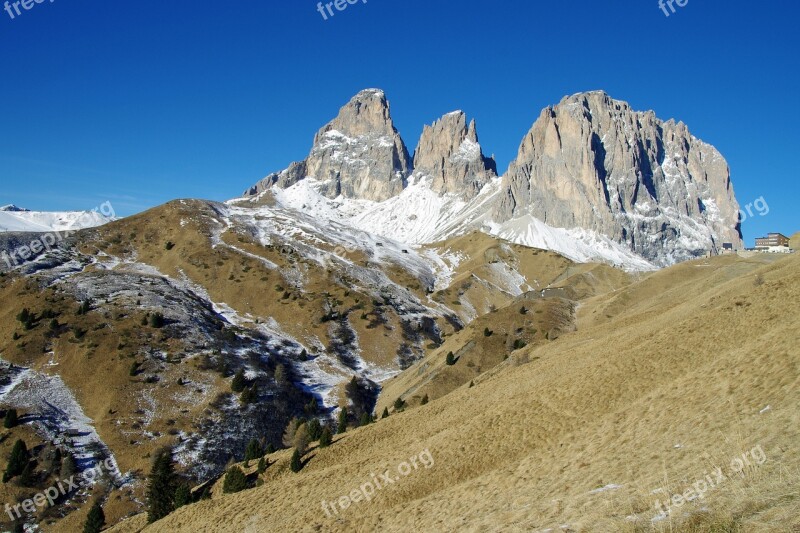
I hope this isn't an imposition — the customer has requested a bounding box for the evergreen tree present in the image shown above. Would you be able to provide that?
[319,426,333,448]
[4,408,18,429]
[393,397,405,411]
[306,418,322,441]
[222,466,248,494]
[18,461,34,487]
[265,443,275,454]
[381,407,389,419]
[3,439,29,482]
[244,438,263,464]
[240,384,258,404]
[231,369,247,393]
[290,449,303,473]
[147,448,176,523]
[337,407,348,434]
[257,456,268,474]
[359,412,371,427]
[16,308,30,324]
[446,352,456,365]
[421,394,429,405]
[174,484,191,509]
[83,501,105,533]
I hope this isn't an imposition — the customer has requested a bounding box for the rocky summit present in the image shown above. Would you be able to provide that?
[247,89,743,268]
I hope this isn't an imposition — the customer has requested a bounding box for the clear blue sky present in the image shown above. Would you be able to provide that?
[0,0,797,245]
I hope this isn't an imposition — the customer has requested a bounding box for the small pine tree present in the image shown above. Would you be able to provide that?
[222,466,248,494]
[421,394,429,405]
[4,408,18,428]
[147,448,176,523]
[359,412,371,427]
[290,449,303,473]
[393,397,405,411]
[337,407,348,434]
[49,318,59,330]
[319,426,333,448]
[174,484,191,509]
[18,461,34,487]
[483,327,493,337]
[83,501,105,533]
[265,443,275,454]
[306,418,322,442]
[4,439,29,482]
[16,308,30,324]
[469,380,474,388]
[241,384,258,404]
[381,407,389,419]
[231,369,247,393]
[520,305,528,315]
[257,456,268,474]
[244,439,263,464]
[446,352,456,366]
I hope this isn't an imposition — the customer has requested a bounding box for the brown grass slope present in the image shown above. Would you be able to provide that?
[791,231,799,251]
[110,252,799,532]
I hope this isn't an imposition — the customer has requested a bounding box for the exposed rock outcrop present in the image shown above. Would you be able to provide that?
[246,89,411,201]
[496,91,742,264]
[412,111,497,198]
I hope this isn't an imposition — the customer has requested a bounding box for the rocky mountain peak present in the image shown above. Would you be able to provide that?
[246,89,412,202]
[497,91,742,265]
[412,111,496,197]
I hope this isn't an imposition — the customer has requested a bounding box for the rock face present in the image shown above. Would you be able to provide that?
[412,111,497,198]
[496,91,742,264]
[246,89,743,267]
[246,89,412,201]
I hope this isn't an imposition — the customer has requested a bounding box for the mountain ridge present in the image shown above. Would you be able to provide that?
[245,89,742,268]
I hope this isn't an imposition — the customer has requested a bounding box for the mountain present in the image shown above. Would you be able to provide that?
[108,251,800,533]
[246,90,742,268]
[0,205,115,233]
[246,89,412,202]
[496,91,743,264]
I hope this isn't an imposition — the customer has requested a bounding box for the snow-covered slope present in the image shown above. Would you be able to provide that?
[240,176,655,271]
[0,205,114,233]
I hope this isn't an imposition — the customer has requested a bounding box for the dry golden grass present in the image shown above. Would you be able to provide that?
[104,252,799,532]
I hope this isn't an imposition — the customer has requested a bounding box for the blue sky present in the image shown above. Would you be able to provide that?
[0,0,797,245]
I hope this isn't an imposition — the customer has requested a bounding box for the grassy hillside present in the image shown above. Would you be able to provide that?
[791,231,799,250]
[110,252,799,532]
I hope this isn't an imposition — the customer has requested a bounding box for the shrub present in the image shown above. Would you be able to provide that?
[129,362,141,376]
[149,312,166,328]
[513,339,527,350]
[446,352,456,366]
[49,318,59,330]
[420,394,429,405]
[222,466,248,494]
[520,306,528,315]
[483,327,493,337]
[381,407,389,419]
[394,397,406,411]
[77,300,91,316]
[83,501,105,533]
[257,456,268,474]
[165,241,175,251]
[359,412,371,427]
